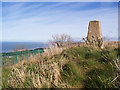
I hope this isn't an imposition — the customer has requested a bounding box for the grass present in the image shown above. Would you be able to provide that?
[61,61,85,87]
[2,49,44,67]
[2,46,120,88]
[60,46,119,88]
[2,67,12,88]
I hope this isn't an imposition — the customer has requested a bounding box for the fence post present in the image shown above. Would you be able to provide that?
[5,53,6,66]
[35,49,36,55]
[32,50,33,56]
[40,49,41,53]
[20,51,22,61]
[37,49,39,55]
[37,49,38,55]
[0,53,2,67]
[27,50,29,60]
[16,52,18,63]
[42,49,44,53]
[27,50,28,59]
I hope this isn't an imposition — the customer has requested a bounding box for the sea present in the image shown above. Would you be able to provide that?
[2,42,49,53]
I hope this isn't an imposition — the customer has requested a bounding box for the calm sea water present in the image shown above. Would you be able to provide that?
[2,42,49,53]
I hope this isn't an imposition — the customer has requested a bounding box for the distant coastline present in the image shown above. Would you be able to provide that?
[1,40,119,53]
[2,42,49,53]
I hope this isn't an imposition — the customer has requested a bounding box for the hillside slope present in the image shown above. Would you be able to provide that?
[2,46,120,88]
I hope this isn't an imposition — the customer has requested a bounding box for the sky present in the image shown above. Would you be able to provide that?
[2,0,120,2]
[2,2,118,42]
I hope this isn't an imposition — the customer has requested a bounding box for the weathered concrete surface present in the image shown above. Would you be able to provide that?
[87,21,103,48]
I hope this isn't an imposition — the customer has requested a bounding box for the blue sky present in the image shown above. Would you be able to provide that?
[2,2,118,42]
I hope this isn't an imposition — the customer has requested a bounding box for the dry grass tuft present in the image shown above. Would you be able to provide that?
[103,41,119,48]
[14,46,65,67]
[7,46,70,88]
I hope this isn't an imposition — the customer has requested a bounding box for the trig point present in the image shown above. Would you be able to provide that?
[87,20,103,48]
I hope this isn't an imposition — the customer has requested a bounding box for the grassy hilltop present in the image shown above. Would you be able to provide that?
[2,46,120,88]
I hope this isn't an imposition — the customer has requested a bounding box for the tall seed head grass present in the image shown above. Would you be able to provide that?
[7,47,70,88]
